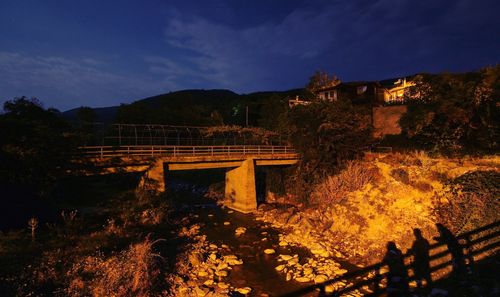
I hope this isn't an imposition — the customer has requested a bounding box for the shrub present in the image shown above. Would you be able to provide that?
[311,161,380,205]
[434,170,500,233]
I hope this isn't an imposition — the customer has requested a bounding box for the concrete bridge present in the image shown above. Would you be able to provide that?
[76,145,298,213]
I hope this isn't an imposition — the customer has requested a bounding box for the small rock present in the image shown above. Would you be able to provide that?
[203,279,214,286]
[223,221,230,226]
[314,274,328,284]
[279,254,293,261]
[286,272,292,281]
[227,210,234,214]
[324,285,335,293]
[303,267,313,275]
[209,253,217,261]
[197,270,209,277]
[236,287,252,294]
[226,258,243,265]
[224,255,243,265]
[235,227,247,236]
[215,270,228,277]
[217,263,228,270]
[279,241,288,246]
[195,286,209,297]
[264,248,276,254]
[295,276,310,283]
[217,282,229,289]
[275,264,286,272]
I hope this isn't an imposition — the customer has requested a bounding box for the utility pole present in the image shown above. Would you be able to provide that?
[245,106,249,127]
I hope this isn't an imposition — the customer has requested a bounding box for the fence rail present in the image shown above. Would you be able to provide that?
[281,220,500,297]
[77,145,297,158]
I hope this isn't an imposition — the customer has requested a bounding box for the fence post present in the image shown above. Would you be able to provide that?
[193,146,195,156]
[100,147,103,158]
[211,146,214,156]
[151,146,154,156]
[243,146,246,155]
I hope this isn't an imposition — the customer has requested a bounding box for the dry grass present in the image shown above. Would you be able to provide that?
[67,237,163,297]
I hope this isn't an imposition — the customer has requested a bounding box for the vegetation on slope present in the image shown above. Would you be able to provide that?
[258,153,499,266]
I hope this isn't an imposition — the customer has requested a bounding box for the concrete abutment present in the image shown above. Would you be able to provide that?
[224,158,257,213]
[137,159,166,196]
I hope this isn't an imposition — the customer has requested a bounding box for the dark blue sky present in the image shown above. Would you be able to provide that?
[0,0,499,111]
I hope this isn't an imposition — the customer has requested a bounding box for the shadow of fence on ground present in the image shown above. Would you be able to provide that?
[280,220,500,297]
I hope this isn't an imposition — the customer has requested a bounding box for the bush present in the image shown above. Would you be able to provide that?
[434,170,500,233]
[311,161,380,205]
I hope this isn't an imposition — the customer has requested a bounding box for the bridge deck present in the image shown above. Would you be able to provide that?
[78,145,296,158]
[74,145,298,173]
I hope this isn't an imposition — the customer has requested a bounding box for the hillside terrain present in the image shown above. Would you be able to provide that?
[63,88,311,128]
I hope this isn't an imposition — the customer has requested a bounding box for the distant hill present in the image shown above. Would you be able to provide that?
[63,88,311,128]
[63,105,118,124]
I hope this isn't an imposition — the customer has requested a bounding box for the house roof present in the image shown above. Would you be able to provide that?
[317,77,413,92]
[317,81,378,92]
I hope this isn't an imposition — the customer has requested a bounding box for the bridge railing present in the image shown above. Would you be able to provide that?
[77,145,297,158]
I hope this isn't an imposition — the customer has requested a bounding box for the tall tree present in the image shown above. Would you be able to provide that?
[284,99,372,202]
[0,97,76,195]
[306,70,341,94]
[400,66,499,154]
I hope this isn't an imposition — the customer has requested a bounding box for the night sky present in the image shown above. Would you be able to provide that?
[0,0,499,111]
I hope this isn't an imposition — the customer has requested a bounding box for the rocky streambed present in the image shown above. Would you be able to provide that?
[166,194,364,296]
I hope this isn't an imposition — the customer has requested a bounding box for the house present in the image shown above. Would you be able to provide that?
[316,77,414,105]
[316,77,415,138]
[378,78,415,104]
[288,95,311,108]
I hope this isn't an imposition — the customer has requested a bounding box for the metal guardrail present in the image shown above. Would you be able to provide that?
[77,145,297,158]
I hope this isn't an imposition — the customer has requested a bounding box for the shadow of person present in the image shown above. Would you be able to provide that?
[408,228,432,291]
[383,241,410,297]
[434,223,467,279]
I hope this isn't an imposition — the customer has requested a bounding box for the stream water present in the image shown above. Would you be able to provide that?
[171,185,322,296]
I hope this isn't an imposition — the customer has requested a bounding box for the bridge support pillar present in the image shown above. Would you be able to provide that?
[225,158,257,213]
[137,159,165,196]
